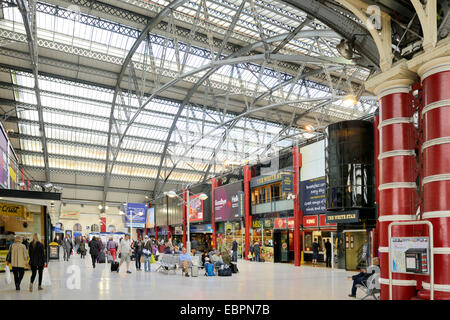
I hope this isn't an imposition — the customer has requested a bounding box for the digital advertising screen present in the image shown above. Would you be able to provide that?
[214,181,243,222]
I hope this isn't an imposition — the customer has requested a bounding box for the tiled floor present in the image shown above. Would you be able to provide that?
[0,254,365,300]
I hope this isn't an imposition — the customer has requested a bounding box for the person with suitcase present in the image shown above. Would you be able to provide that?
[107,237,118,263]
[88,236,100,269]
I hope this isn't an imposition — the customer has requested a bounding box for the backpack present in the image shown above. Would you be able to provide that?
[218,266,232,277]
[205,263,215,276]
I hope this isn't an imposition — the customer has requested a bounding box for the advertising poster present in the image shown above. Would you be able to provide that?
[0,128,8,189]
[391,237,429,274]
[146,207,155,229]
[301,176,326,215]
[214,181,243,222]
[189,194,204,223]
[260,246,274,263]
[123,203,147,228]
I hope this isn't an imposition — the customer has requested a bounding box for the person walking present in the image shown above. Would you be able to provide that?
[88,236,101,268]
[74,236,81,254]
[312,238,320,266]
[106,237,118,262]
[117,234,132,274]
[231,240,238,262]
[62,235,73,261]
[8,236,28,291]
[253,241,261,262]
[143,236,153,272]
[28,233,46,292]
[132,237,143,271]
[79,237,87,259]
[325,239,332,268]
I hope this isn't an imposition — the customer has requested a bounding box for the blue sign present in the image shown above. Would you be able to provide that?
[190,224,213,233]
[301,177,326,215]
[123,203,147,228]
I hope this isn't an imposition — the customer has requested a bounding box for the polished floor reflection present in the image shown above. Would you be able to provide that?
[0,254,364,300]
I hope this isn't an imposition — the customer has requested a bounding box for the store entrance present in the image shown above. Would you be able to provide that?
[273,230,289,262]
[344,231,368,271]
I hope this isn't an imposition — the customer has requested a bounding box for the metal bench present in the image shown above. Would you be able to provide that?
[356,273,380,300]
[156,254,178,274]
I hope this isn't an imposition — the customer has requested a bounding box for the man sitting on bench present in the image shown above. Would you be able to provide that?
[179,247,192,277]
[348,257,379,298]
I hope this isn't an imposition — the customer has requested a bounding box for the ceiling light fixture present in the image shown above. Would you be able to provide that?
[305,124,315,132]
[342,94,357,107]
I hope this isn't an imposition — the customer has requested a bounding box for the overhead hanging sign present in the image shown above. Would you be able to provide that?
[123,203,147,228]
[146,207,155,229]
[189,194,204,223]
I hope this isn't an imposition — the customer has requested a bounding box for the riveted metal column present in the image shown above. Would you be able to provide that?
[211,178,218,250]
[244,165,251,261]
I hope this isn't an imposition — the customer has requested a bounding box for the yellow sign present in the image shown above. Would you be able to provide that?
[0,203,24,217]
[0,250,8,271]
[9,166,16,183]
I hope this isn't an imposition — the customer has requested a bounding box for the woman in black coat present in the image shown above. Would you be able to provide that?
[89,236,100,268]
[28,233,46,292]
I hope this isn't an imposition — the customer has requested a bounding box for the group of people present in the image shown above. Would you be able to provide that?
[311,238,333,267]
[5,234,46,291]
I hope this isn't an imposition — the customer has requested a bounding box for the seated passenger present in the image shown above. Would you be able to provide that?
[211,251,226,269]
[164,245,172,254]
[348,258,380,298]
[178,247,192,277]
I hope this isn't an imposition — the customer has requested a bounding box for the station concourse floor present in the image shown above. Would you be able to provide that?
[0,254,364,300]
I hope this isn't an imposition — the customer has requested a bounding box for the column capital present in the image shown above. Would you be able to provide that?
[408,38,450,80]
[365,60,416,97]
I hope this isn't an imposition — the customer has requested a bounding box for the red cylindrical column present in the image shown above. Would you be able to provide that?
[373,114,380,261]
[292,146,301,266]
[211,178,218,250]
[377,81,418,300]
[100,217,106,233]
[155,226,158,242]
[182,189,187,248]
[244,165,251,260]
[417,61,450,300]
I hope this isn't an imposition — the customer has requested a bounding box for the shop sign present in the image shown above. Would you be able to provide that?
[274,217,295,229]
[0,203,24,217]
[189,193,204,223]
[250,171,293,189]
[281,174,293,194]
[214,181,244,222]
[190,224,212,233]
[303,215,318,228]
[146,207,155,229]
[252,220,261,228]
[264,218,273,228]
[319,214,336,227]
[326,210,359,224]
[0,250,8,271]
[123,203,147,228]
[9,166,16,183]
[301,177,326,215]
[225,222,232,231]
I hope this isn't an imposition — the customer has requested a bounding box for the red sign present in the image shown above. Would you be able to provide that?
[274,217,295,229]
[189,194,204,222]
[319,214,336,227]
[303,215,318,228]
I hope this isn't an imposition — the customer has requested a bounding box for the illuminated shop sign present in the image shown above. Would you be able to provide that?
[0,203,24,217]
[303,215,318,228]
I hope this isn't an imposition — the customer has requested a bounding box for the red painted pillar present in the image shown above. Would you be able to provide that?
[377,80,418,300]
[27,179,30,191]
[155,226,158,242]
[211,178,218,249]
[373,114,380,261]
[21,168,25,190]
[292,146,301,266]
[244,165,251,260]
[416,62,450,300]
[100,217,106,233]
[182,189,187,248]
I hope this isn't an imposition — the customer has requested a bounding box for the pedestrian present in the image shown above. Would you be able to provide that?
[107,237,118,262]
[88,236,101,268]
[143,236,153,272]
[62,234,73,261]
[132,237,143,271]
[312,238,319,266]
[231,239,238,262]
[178,247,192,277]
[8,236,28,291]
[74,236,81,254]
[325,239,332,268]
[248,243,254,261]
[253,241,260,262]
[79,237,87,259]
[28,233,45,292]
[117,234,132,274]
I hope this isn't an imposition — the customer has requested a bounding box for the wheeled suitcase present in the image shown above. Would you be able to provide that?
[98,251,106,263]
[191,265,199,277]
[230,263,238,273]
[111,261,119,272]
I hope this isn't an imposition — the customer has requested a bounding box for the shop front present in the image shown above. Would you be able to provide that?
[273,217,295,263]
[214,181,245,257]
[302,214,337,264]
[172,225,183,246]
[190,224,213,251]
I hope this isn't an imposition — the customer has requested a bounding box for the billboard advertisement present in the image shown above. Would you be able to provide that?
[188,194,204,223]
[301,176,326,215]
[146,207,155,229]
[0,128,8,189]
[214,181,244,222]
[123,203,147,228]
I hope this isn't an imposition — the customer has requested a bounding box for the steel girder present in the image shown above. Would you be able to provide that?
[15,0,51,183]
[280,0,380,69]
